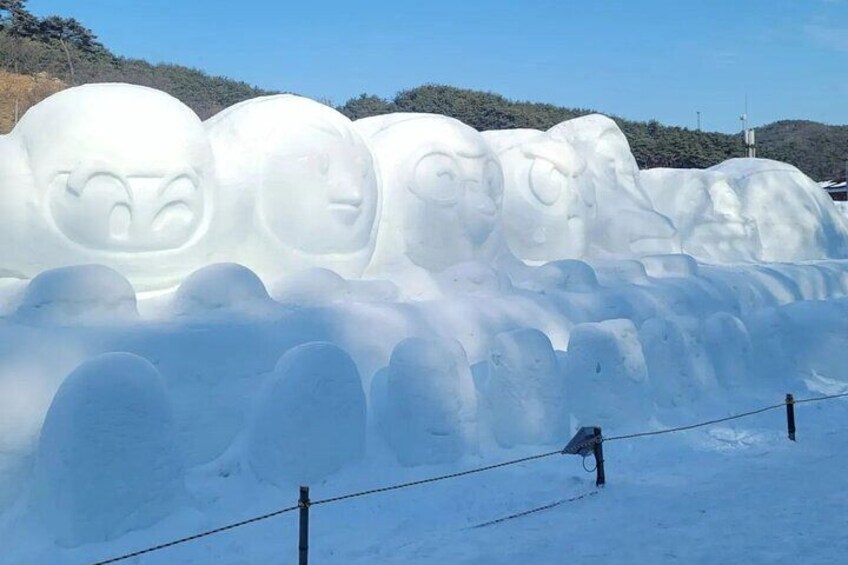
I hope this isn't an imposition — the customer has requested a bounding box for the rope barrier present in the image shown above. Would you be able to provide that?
[311,449,564,506]
[603,403,786,442]
[469,491,599,529]
[793,391,848,404]
[91,504,299,565]
[90,389,848,564]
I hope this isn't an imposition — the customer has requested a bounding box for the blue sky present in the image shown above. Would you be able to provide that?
[26,0,848,132]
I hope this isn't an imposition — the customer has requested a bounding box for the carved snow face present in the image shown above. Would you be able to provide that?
[641,168,756,262]
[17,85,214,256]
[484,129,593,261]
[258,119,378,255]
[406,145,502,245]
[205,95,380,279]
[358,114,504,273]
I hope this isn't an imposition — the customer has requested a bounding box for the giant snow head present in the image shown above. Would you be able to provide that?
[641,168,758,262]
[483,128,594,262]
[547,114,679,257]
[1,84,218,289]
[356,113,504,276]
[709,159,848,261]
[205,95,380,280]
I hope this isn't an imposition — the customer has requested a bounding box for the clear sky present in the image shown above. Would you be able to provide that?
[25,0,848,132]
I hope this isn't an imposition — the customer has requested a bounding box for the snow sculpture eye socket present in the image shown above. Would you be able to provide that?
[411,152,462,206]
[51,170,134,247]
[529,158,566,206]
[297,153,331,176]
[153,174,199,235]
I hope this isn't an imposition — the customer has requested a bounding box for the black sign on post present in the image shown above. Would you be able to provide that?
[563,426,605,487]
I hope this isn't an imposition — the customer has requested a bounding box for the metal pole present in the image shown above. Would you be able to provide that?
[592,427,605,487]
[299,486,310,565]
[785,394,796,441]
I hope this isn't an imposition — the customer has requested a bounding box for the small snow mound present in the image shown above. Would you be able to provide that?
[34,352,183,546]
[532,260,599,292]
[480,328,566,447]
[641,254,699,278]
[563,319,651,428]
[378,337,476,466]
[247,342,366,485]
[172,263,273,316]
[703,312,754,391]
[639,317,704,408]
[14,265,137,324]
[436,262,508,295]
[593,260,650,285]
[270,268,348,305]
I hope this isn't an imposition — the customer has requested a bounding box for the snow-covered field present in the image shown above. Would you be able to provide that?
[2,84,848,564]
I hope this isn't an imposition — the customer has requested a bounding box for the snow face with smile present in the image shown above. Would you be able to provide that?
[484,128,594,263]
[0,84,218,289]
[356,113,504,277]
[206,95,379,279]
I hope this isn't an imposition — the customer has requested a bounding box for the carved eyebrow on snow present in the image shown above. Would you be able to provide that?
[455,150,489,160]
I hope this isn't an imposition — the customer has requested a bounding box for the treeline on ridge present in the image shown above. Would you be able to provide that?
[1,0,845,180]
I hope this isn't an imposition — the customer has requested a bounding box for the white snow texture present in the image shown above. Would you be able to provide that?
[1,84,848,563]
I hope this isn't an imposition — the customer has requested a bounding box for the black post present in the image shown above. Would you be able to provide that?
[299,486,310,565]
[592,427,605,487]
[786,393,796,441]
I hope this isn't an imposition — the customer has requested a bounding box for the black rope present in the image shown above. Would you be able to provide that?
[794,391,848,404]
[311,449,563,506]
[91,504,299,565]
[469,491,599,529]
[603,402,786,442]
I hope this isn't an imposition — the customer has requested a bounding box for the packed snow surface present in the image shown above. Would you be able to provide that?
[1,85,848,564]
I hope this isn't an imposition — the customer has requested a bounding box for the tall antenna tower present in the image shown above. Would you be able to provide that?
[740,95,756,158]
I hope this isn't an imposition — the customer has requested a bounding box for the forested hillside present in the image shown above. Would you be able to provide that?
[1,0,845,180]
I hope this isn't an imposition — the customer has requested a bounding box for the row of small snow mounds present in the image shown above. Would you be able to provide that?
[30,313,756,547]
[3,256,848,325]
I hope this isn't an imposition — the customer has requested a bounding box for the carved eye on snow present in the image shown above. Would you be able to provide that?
[153,174,200,235]
[51,169,134,247]
[48,166,203,252]
[411,152,462,206]
[529,158,567,206]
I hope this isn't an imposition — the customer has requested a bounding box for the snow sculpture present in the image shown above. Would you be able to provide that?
[479,328,566,447]
[0,84,219,290]
[355,114,505,281]
[483,128,594,262]
[33,352,184,546]
[563,319,652,427]
[14,264,137,324]
[247,342,366,485]
[641,168,758,262]
[171,263,274,317]
[547,114,679,256]
[206,95,380,280]
[703,312,754,393]
[709,159,848,261]
[376,337,477,466]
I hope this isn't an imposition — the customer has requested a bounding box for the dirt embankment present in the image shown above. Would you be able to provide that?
[0,71,65,133]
